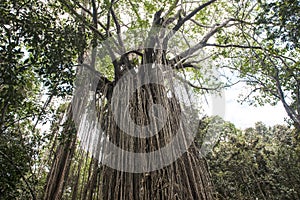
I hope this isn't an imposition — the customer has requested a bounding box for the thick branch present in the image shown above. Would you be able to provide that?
[110,1,125,78]
[174,62,202,70]
[163,0,217,48]
[274,68,300,129]
[110,2,121,34]
[173,0,217,32]
[170,18,232,65]
[90,0,98,69]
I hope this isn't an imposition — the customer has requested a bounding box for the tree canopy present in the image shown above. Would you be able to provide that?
[0,0,299,199]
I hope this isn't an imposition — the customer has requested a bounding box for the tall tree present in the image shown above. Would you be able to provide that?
[42,0,256,199]
[5,0,298,199]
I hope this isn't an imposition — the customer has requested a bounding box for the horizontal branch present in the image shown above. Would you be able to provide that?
[174,74,221,91]
[173,62,202,70]
[190,18,214,28]
[205,43,262,49]
[124,50,143,57]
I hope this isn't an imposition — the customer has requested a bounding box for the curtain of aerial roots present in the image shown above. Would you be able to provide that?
[44,69,214,200]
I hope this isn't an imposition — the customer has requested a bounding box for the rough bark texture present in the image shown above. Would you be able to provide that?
[43,79,214,200]
[43,106,77,200]
[100,83,214,200]
[43,1,219,199]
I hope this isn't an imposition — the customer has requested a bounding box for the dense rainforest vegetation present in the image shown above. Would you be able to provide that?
[0,0,299,199]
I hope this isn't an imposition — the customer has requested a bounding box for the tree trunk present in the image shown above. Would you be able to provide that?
[43,105,77,200]
[99,82,214,199]
[43,3,217,199]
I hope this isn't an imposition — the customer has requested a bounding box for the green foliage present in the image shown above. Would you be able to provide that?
[0,129,33,199]
[1,0,299,198]
[256,0,300,49]
[202,118,300,199]
[210,0,300,130]
[0,0,85,198]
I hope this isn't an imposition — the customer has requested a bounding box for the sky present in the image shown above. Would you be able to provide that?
[223,85,288,129]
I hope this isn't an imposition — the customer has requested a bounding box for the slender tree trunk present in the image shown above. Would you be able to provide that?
[43,106,77,200]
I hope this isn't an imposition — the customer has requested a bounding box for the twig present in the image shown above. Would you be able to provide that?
[205,43,261,49]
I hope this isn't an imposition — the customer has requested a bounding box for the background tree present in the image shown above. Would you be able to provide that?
[213,0,300,130]
[203,118,300,199]
[0,0,84,198]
